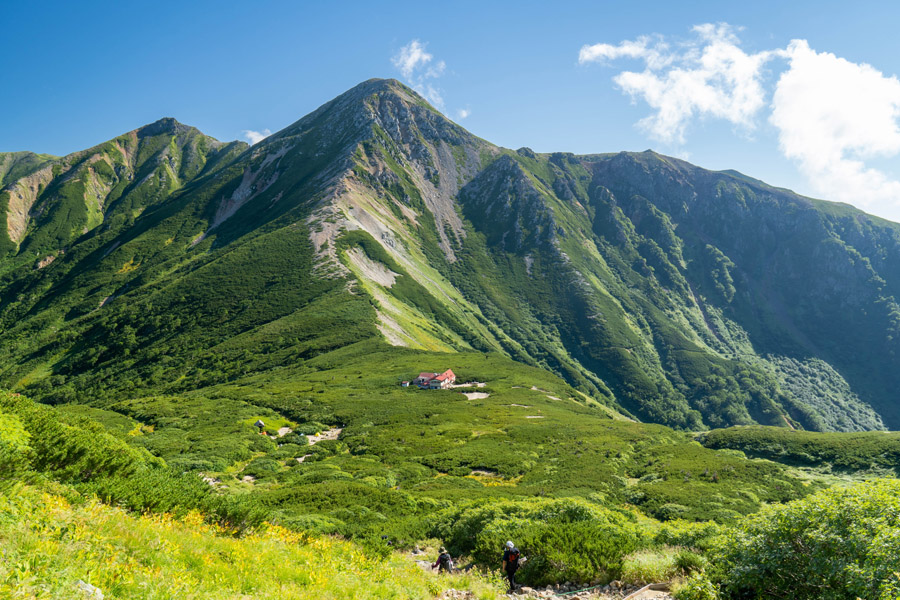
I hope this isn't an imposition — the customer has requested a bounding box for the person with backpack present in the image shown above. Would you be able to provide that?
[433,546,453,573]
[501,540,521,592]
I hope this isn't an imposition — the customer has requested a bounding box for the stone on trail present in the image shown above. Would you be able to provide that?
[76,580,104,599]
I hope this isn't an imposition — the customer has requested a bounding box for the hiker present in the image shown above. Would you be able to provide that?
[501,540,521,592]
[433,546,453,573]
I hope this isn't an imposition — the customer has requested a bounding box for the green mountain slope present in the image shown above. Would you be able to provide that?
[1,79,898,432]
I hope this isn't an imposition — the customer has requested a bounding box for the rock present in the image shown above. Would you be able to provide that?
[439,589,475,600]
[75,580,104,599]
[415,559,432,571]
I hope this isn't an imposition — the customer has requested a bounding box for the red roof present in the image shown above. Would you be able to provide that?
[433,369,456,382]
[417,372,438,380]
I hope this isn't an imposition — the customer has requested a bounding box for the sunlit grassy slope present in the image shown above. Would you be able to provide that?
[0,485,502,600]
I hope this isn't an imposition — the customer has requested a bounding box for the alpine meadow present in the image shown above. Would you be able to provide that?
[2,78,900,599]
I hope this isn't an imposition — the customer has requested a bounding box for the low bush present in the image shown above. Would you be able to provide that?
[714,479,900,600]
[700,426,900,473]
[620,548,678,585]
[0,392,266,532]
[432,497,647,586]
[673,572,719,600]
[653,520,722,551]
[673,549,707,574]
[243,458,282,479]
[0,409,32,487]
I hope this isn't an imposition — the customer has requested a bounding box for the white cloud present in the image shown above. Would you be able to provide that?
[426,60,446,79]
[771,40,900,215]
[579,35,672,70]
[457,108,471,120]
[242,129,271,145]
[391,39,447,109]
[581,24,778,144]
[581,24,900,221]
[392,40,433,79]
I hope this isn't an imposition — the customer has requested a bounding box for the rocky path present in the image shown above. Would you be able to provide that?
[416,551,674,600]
[307,427,342,445]
[439,582,674,600]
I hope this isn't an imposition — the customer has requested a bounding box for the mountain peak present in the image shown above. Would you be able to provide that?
[346,77,408,94]
[135,117,195,138]
[313,78,427,116]
[335,78,428,102]
[268,77,458,151]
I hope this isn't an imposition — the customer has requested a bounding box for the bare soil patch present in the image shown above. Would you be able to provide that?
[308,427,343,445]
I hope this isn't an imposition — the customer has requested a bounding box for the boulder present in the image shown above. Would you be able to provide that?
[75,580,104,599]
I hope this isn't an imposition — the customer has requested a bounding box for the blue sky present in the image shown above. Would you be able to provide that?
[5,1,900,220]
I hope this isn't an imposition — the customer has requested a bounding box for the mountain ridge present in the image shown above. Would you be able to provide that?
[1,78,898,432]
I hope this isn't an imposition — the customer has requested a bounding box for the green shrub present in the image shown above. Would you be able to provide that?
[701,426,900,473]
[280,432,308,446]
[272,443,306,459]
[654,520,722,551]
[715,479,900,600]
[432,497,647,586]
[243,458,281,479]
[0,393,161,483]
[80,468,211,515]
[293,423,327,436]
[673,572,719,600]
[655,503,690,521]
[620,548,678,585]
[0,409,32,487]
[674,549,707,574]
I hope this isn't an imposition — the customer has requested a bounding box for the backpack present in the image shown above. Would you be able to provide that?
[439,552,453,570]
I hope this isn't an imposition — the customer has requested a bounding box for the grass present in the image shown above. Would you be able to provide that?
[0,485,503,600]
[620,548,679,585]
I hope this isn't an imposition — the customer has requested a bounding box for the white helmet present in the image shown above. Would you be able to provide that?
[506,541,514,548]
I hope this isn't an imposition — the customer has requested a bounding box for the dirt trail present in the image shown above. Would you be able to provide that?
[449,382,486,389]
[437,581,673,600]
[308,427,343,445]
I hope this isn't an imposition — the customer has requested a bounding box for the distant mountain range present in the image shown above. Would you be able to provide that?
[2,78,899,431]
